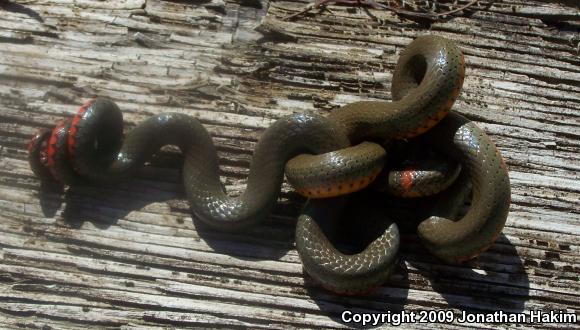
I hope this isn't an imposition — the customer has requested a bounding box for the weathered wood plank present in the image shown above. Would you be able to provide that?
[0,0,578,328]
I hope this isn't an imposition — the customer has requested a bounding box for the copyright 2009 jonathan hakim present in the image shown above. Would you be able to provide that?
[341,309,578,327]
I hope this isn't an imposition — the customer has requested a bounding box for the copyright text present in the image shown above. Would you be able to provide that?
[341,310,577,326]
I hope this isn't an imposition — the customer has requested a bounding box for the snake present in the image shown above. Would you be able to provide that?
[27,35,510,295]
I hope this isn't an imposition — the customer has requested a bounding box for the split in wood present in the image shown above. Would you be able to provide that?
[284,0,481,21]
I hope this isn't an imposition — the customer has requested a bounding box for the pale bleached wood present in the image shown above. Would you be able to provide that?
[0,0,578,328]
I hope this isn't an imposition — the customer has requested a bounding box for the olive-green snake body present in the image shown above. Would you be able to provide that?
[28,35,510,295]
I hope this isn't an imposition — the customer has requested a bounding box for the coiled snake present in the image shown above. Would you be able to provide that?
[28,35,511,295]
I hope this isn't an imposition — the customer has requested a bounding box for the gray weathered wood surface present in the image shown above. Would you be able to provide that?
[0,0,578,328]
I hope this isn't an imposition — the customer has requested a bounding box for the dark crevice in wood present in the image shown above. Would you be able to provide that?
[0,0,578,327]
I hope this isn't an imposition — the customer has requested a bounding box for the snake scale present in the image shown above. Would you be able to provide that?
[28,35,511,295]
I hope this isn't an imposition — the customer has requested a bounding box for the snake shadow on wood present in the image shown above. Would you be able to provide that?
[27,35,513,296]
[407,234,530,314]
[34,153,296,261]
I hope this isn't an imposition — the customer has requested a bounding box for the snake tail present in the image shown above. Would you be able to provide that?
[294,35,467,294]
[376,143,462,198]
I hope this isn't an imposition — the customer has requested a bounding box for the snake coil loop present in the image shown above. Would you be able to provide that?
[28,35,510,295]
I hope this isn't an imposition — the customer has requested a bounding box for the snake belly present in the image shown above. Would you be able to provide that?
[293,35,467,294]
[28,35,510,295]
[417,112,511,264]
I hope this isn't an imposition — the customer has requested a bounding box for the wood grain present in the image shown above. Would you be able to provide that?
[0,0,578,328]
